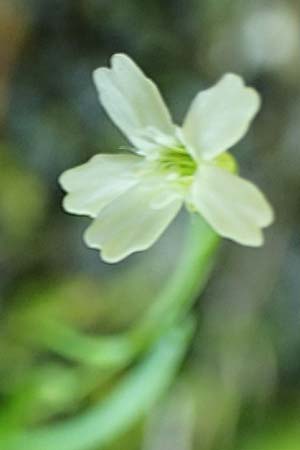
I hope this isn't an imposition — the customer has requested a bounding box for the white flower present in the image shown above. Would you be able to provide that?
[59,53,274,263]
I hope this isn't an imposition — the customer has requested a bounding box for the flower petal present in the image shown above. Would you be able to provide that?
[59,154,142,218]
[190,165,274,246]
[181,74,260,160]
[93,54,177,154]
[84,183,182,263]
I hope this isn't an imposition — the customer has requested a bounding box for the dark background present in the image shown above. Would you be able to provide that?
[1,1,300,449]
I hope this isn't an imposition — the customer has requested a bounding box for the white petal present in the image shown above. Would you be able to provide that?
[59,154,142,218]
[181,74,260,160]
[93,54,177,154]
[190,165,274,246]
[84,183,182,263]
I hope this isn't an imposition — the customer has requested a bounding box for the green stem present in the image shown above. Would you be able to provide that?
[26,215,219,368]
[131,214,219,346]
[3,321,194,450]
[32,320,137,369]
[2,217,220,449]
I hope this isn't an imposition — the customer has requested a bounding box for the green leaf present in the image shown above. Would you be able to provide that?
[3,320,194,450]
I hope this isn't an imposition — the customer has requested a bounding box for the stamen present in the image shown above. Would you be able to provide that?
[158,146,197,179]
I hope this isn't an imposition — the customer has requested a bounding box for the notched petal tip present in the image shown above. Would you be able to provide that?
[182,72,262,160]
[100,248,134,264]
[61,194,74,213]
[83,230,119,264]
[221,72,244,86]
[245,87,261,117]
[111,52,133,67]
[190,165,274,248]
[92,52,176,155]
[83,226,98,249]
[267,203,275,226]
[222,73,262,116]
[81,185,182,263]
[93,54,137,82]
[232,228,264,247]
[58,173,67,191]
[92,67,112,90]
[257,195,275,228]
[58,168,76,192]
[100,253,123,264]
[84,226,125,264]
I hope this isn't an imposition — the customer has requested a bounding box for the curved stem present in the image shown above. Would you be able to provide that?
[131,214,219,346]
[4,321,194,450]
[27,216,219,368]
[2,217,220,450]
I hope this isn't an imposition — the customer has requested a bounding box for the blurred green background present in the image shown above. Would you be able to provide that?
[1,0,300,449]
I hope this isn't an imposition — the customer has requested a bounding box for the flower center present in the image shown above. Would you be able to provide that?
[158,146,197,178]
[141,146,238,194]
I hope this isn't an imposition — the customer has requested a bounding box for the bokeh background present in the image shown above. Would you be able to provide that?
[1,0,300,449]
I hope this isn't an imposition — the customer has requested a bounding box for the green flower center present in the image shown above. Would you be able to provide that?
[159,146,197,177]
[158,146,237,181]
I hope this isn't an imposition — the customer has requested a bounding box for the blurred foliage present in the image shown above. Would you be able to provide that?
[1,0,300,449]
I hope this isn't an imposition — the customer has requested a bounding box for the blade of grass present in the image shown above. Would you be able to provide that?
[3,320,194,450]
